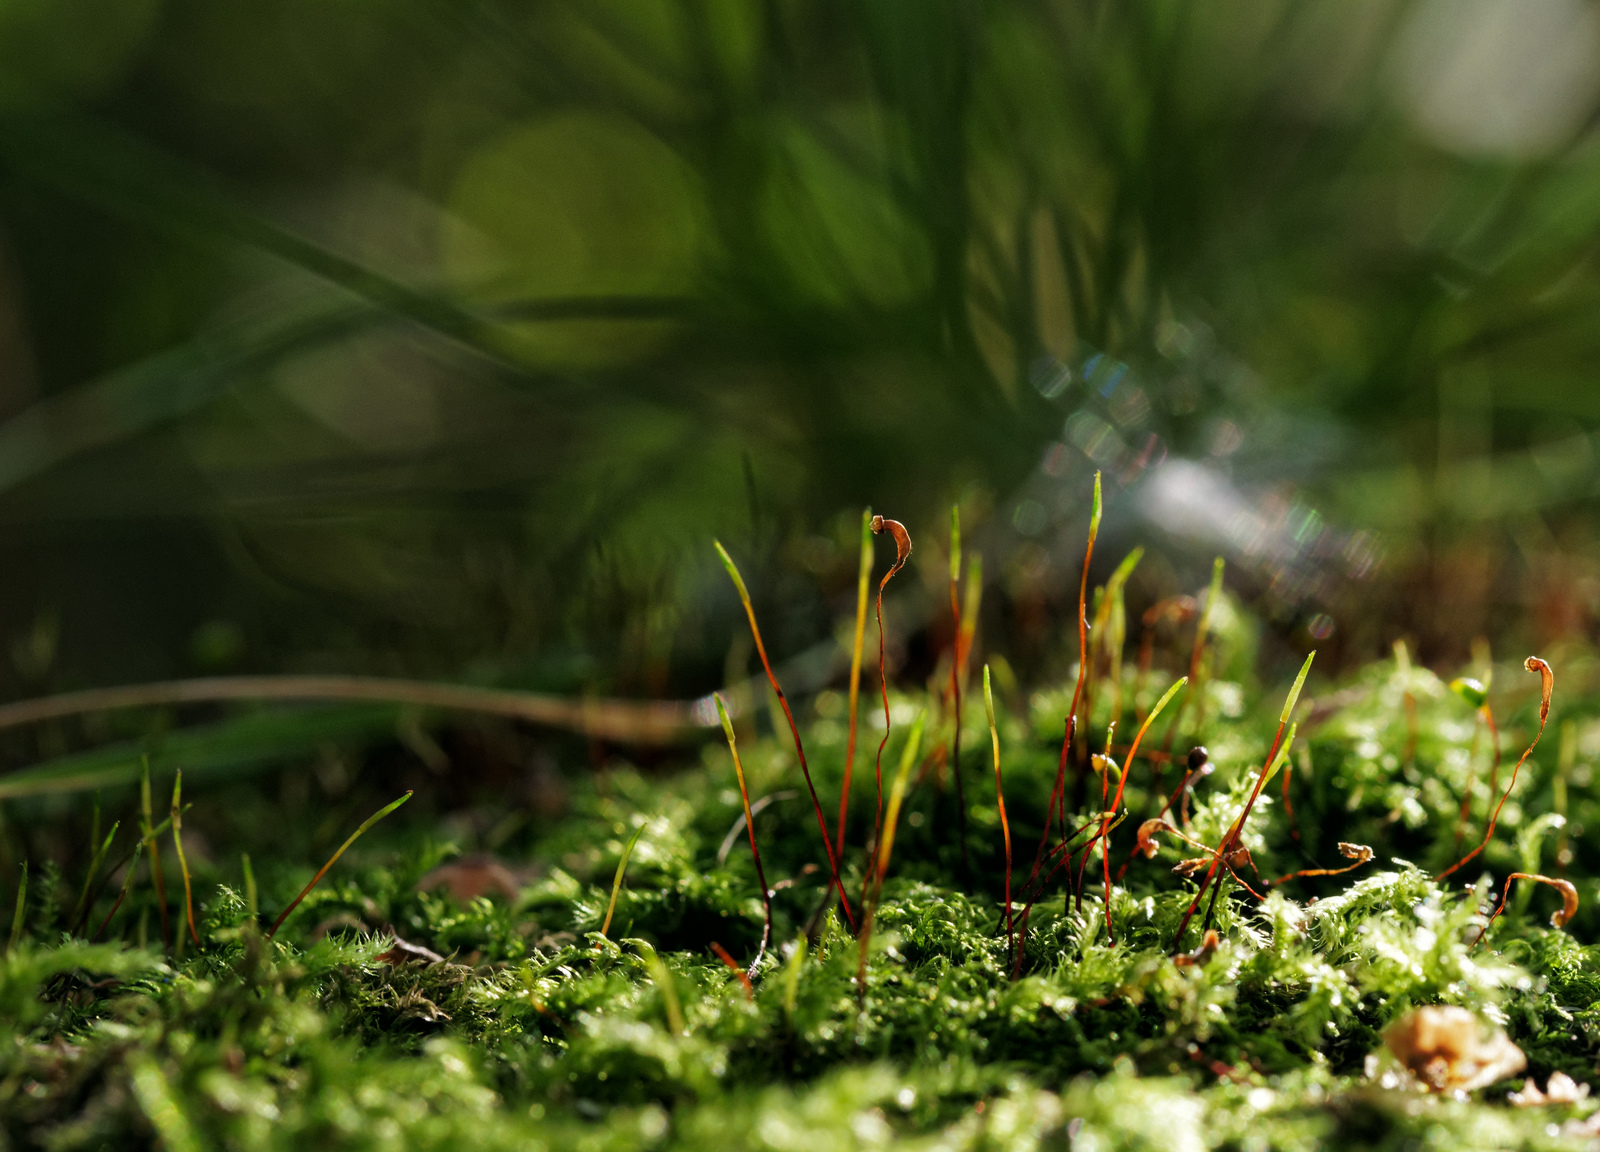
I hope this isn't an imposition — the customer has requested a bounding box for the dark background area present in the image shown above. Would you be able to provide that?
[2,0,1600,721]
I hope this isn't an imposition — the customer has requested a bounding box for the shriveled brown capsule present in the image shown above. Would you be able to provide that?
[1135,819,1170,859]
[1472,872,1579,948]
[870,516,912,575]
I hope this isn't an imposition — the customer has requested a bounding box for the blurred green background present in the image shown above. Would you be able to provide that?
[2,0,1600,720]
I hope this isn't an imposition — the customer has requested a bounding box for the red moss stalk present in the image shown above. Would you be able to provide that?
[946,506,971,876]
[716,540,857,931]
[170,773,200,951]
[1046,474,1101,855]
[1087,677,1187,944]
[864,516,912,895]
[1439,657,1553,883]
[856,715,925,1005]
[838,508,874,865]
[1471,871,1577,949]
[972,665,1011,972]
[269,791,412,938]
[1172,651,1315,952]
[715,692,773,977]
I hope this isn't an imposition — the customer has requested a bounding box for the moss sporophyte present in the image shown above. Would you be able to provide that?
[3,494,1598,1149]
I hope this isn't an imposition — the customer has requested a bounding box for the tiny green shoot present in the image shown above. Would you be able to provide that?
[599,820,647,941]
[7,860,25,953]
[715,692,773,974]
[715,539,856,931]
[268,790,413,938]
[171,772,199,951]
[838,507,873,862]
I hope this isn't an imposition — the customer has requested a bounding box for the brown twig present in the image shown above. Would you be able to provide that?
[0,675,709,752]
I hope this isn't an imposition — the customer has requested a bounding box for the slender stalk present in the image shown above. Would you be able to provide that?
[1281,743,1301,842]
[171,773,200,951]
[984,667,1014,966]
[1471,871,1577,949]
[957,555,982,695]
[599,822,646,940]
[715,693,773,977]
[638,941,685,1035]
[1019,479,1100,937]
[93,842,145,942]
[71,818,121,936]
[241,853,258,921]
[1052,473,1100,832]
[1069,476,1105,792]
[856,714,924,1005]
[73,795,101,931]
[1438,657,1553,882]
[838,508,873,864]
[865,517,912,896]
[715,541,857,931]
[268,791,413,938]
[7,860,26,952]
[81,810,179,929]
[1271,841,1373,888]
[946,506,970,877]
[1452,675,1500,852]
[140,760,170,951]
[1172,652,1315,952]
[1090,677,1187,944]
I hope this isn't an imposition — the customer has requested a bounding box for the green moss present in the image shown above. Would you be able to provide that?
[4,651,1600,1149]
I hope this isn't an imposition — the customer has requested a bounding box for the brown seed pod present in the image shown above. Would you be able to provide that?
[1135,819,1170,859]
[1472,872,1579,948]
[870,516,912,574]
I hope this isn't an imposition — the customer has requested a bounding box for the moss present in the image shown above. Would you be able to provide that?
[4,652,1600,1148]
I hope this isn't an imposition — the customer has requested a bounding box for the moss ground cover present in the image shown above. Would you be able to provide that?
[7,568,1600,1149]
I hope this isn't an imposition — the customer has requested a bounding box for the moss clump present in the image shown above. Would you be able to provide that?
[4,644,1600,1149]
